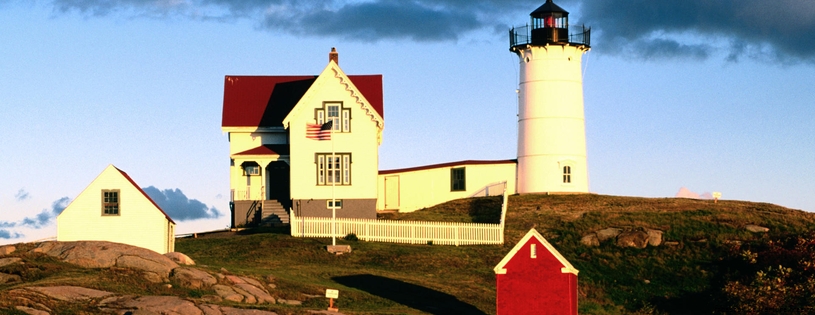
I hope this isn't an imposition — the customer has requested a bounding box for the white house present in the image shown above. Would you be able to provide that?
[57,165,176,254]
[222,48,384,227]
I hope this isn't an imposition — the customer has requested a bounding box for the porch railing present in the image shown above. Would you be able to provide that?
[231,186,266,201]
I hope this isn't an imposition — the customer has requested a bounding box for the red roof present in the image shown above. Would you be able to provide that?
[233,144,290,156]
[114,166,176,224]
[222,75,384,128]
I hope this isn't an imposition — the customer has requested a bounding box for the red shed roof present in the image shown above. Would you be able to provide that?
[222,75,383,128]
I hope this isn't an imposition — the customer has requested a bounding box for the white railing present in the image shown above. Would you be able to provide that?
[232,186,265,201]
[291,182,509,246]
[291,213,503,246]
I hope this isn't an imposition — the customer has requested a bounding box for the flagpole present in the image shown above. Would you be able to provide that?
[331,124,336,247]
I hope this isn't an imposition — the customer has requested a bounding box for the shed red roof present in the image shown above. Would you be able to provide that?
[222,75,384,128]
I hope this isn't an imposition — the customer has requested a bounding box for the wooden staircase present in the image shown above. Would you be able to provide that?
[260,200,289,225]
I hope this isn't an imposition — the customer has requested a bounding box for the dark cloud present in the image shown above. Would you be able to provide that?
[579,0,815,63]
[0,197,70,235]
[143,186,221,221]
[0,229,22,239]
[19,197,71,229]
[38,0,815,62]
[14,189,30,201]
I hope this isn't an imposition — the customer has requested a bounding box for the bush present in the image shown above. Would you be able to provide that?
[344,233,358,241]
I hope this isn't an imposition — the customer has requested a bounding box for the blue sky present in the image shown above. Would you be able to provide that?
[2,0,814,244]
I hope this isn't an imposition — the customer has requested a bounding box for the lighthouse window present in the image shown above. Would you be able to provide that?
[451,167,466,191]
[315,102,350,133]
[563,166,572,183]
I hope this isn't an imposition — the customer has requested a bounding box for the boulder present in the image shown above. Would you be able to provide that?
[171,267,217,289]
[580,234,599,247]
[595,228,622,242]
[26,286,113,301]
[234,283,276,304]
[616,229,649,249]
[165,252,196,265]
[0,245,16,256]
[745,225,769,233]
[33,241,178,278]
[645,229,664,246]
[213,284,244,303]
[99,295,202,315]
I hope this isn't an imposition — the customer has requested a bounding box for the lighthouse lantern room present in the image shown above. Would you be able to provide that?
[510,0,591,195]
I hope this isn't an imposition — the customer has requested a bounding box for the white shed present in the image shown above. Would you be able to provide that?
[57,165,176,254]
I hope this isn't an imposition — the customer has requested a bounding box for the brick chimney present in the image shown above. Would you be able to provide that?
[329,47,338,64]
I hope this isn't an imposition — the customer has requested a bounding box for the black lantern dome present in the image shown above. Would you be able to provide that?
[510,0,590,51]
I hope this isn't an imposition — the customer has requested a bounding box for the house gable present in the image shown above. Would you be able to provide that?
[282,60,384,134]
[57,165,175,254]
[494,228,578,275]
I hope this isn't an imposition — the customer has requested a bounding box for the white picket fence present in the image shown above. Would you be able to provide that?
[290,183,509,246]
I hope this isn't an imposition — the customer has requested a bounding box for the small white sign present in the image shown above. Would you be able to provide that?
[326,289,339,299]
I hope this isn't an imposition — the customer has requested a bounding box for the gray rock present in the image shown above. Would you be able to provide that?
[232,285,258,304]
[595,228,622,242]
[171,267,217,289]
[580,234,599,247]
[102,295,202,315]
[645,229,664,246]
[0,245,16,256]
[616,229,649,249]
[26,286,113,301]
[0,257,22,267]
[165,252,196,265]
[0,272,22,284]
[234,283,276,304]
[745,225,770,233]
[33,241,178,278]
[213,284,244,303]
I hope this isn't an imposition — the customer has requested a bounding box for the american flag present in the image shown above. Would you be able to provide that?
[306,121,333,140]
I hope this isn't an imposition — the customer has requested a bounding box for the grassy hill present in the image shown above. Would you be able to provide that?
[3,194,815,314]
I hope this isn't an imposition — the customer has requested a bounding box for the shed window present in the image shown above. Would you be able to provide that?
[451,167,466,191]
[102,190,120,216]
[531,244,537,258]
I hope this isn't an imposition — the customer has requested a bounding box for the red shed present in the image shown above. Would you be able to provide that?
[494,228,578,315]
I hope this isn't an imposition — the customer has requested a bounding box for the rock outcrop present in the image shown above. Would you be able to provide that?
[745,224,769,233]
[581,227,664,248]
[165,252,196,265]
[32,241,178,280]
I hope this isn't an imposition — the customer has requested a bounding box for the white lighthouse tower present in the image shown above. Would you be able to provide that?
[511,0,591,194]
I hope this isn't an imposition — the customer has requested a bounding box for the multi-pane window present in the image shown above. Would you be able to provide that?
[102,190,120,215]
[563,166,572,183]
[451,167,466,191]
[327,200,343,209]
[317,153,351,186]
[316,102,350,132]
[244,165,260,176]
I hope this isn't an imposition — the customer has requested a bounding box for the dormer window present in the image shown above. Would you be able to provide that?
[316,102,350,133]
